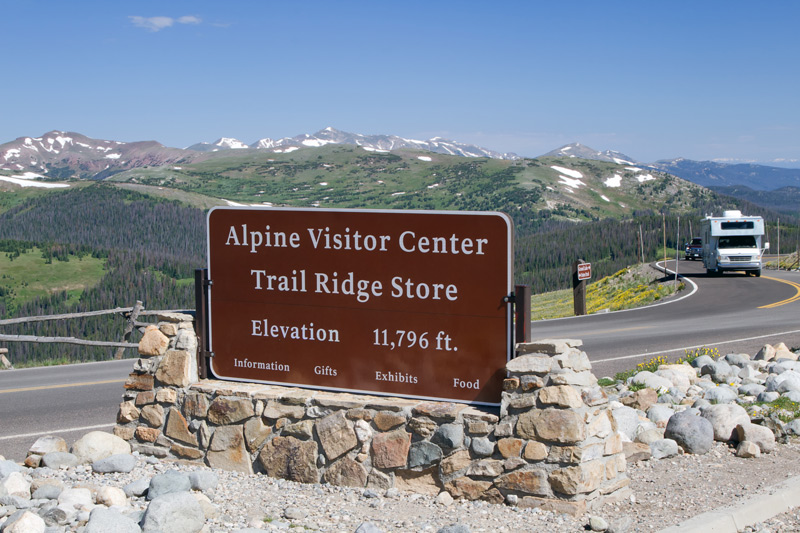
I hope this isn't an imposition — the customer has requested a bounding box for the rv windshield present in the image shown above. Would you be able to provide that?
[718,236,757,249]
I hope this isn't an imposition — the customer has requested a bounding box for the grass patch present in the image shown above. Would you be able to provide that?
[11,356,72,369]
[754,396,800,422]
[0,247,106,314]
[531,265,683,320]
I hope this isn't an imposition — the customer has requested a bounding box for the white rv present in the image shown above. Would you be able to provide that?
[701,210,769,277]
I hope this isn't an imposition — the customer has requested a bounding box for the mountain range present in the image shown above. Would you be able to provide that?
[1,128,798,194]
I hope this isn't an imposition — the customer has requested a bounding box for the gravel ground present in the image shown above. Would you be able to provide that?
[7,437,800,533]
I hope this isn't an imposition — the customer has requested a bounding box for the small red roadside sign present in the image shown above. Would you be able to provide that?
[577,262,591,281]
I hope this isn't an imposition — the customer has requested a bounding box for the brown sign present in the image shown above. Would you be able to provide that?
[577,262,591,281]
[206,207,513,405]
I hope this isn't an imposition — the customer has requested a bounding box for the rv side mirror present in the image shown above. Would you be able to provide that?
[764,242,770,250]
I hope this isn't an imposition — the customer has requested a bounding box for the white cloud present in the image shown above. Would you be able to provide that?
[178,15,202,25]
[130,15,202,32]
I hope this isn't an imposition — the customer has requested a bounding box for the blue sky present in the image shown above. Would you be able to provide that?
[2,1,798,164]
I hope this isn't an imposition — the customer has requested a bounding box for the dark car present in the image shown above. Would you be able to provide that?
[684,237,702,260]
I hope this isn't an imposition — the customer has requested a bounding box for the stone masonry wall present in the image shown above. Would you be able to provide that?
[114,316,629,517]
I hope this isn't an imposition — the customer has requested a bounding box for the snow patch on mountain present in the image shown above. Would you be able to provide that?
[551,166,583,179]
[0,172,69,188]
[604,174,622,187]
[559,176,584,189]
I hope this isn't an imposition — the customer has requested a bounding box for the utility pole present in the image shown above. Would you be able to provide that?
[662,213,667,270]
[675,215,680,284]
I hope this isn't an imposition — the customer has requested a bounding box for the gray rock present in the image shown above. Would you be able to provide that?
[92,454,137,474]
[786,419,800,436]
[738,365,760,380]
[470,437,494,457]
[692,398,711,409]
[782,391,800,402]
[630,371,672,391]
[646,405,674,426]
[736,441,761,458]
[41,506,70,526]
[735,423,776,453]
[703,386,738,404]
[738,383,766,397]
[777,373,800,394]
[725,353,751,367]
[147,470,192,500]
[664,410,714,454]
[355,523,385,533]
[611,405,641,441]
[692,355,715,368]
[41,452,79,470]
[284,506,307,520]
[31,485,62,500]
[85,508,142,533]
[141,492,204,533]
[635,428,664,445]
[431,424,463,451]
[408,441,443,468]
[701,360,736,383]
[650,438,680,459]
[1,510,46,532]
[188,471,218,492]
[757,391,781,403]
[700,404,750,441]
[71,431,131,464]
[0,460,23,479]
[123,478,151,498]
[589,515,610,531]
[0,494,32,508]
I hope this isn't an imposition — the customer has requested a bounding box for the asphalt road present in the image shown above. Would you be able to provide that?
[0,358,132,463]
[532,260,800,379]
[1,261,798,463]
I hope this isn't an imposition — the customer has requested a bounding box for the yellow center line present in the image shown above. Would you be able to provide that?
[567,325,654,337]
[760,276,800,309]
[0,379,125,394]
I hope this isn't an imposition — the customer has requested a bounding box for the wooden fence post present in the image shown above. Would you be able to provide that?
[115,300,143,360]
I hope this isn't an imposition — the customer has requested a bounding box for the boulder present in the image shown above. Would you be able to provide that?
[41,452,79,469]
[92,453,137,474]
[141,492,204,533]
[702,386,738,404]
[664,410,714,454]
[735,422,776,453]
[650,439,679,459]
[85,508,142,533]
[147,470,192,500]
[1,510,46,533]
[71,431,131,464]
[754,344,777,362]
[700,404,750,441]
[736,441,761,458]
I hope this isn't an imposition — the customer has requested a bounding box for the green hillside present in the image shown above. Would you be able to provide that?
[107,145,713,219]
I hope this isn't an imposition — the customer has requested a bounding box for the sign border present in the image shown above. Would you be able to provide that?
[205,205,514,406]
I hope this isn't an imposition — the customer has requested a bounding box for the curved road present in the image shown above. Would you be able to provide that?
[532,260,800,378]
[1,261,799,462]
